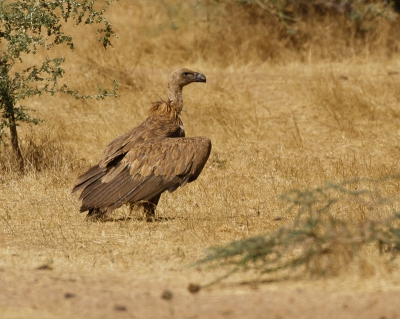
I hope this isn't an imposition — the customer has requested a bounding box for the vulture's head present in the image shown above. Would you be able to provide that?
[168,68,206,88]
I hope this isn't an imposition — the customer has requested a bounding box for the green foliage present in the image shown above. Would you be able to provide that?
[196,176,400,284]
[0,0,118,167]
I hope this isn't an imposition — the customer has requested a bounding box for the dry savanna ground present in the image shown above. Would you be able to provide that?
[2,1,400,318]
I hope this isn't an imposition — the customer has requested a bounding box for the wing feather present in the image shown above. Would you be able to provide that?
[72,165,106,194]
[80,167,133,211]
[78,137,211,212]
[101,161,128,183]
[100,116,183,168]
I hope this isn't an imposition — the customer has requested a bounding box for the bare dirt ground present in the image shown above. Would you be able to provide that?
[2,267,400,319]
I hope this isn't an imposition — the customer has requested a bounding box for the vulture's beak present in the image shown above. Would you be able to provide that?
[194,72,206,83]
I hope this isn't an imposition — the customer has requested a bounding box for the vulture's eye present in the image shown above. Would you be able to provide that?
[183,72,190,77]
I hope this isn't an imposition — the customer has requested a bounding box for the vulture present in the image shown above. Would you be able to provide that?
[72,68,211,221]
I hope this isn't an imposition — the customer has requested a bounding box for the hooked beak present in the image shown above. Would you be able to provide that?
[194,72,206,83]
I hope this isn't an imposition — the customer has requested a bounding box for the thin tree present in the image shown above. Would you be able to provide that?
[0,0,118,170]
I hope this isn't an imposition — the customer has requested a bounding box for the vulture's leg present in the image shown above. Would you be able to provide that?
[86,207,111,222]
[143,194,161,222]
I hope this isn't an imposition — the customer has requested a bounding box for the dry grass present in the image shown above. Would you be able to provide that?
[1,0,400,317]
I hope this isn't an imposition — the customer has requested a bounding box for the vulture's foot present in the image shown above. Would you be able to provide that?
[129,202,155,222]
[142,201,157,223]
[85,208,112,222]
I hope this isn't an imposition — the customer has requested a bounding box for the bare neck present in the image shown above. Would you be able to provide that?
[168,83,183,114]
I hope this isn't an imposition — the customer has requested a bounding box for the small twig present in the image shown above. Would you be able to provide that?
[1,214,16,237]
[201,267,240,288]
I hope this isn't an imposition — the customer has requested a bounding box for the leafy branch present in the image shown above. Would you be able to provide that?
[0,0,118,170]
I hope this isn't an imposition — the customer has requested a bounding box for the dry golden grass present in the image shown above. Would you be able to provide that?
[2,1,400,317]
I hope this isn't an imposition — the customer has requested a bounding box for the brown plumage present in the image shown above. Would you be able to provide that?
[72,68,211,221]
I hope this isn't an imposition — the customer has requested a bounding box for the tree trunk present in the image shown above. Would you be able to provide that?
[5,100,24,170]
[394,0,400,14]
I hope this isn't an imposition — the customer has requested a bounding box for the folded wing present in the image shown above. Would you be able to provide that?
[72,116,184,194]
[78,137,211,212]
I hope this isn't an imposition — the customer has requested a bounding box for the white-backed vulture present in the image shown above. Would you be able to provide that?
[72,68,211,221]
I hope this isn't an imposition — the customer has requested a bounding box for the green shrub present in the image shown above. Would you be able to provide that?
[0,0,118,170]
